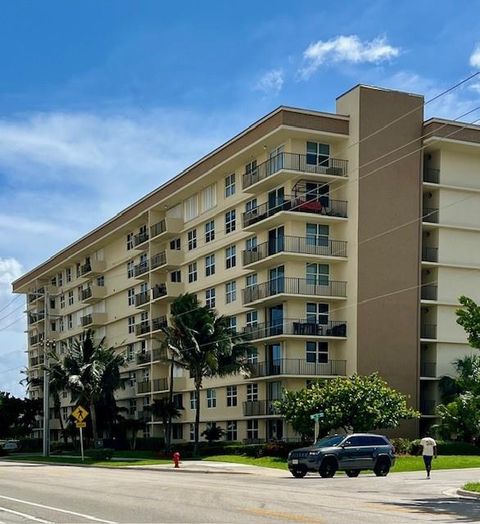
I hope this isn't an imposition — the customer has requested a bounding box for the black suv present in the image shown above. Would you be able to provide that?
[287,433,395,478]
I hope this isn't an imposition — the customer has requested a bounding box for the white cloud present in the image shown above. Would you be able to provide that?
[0,257,23,295]
[299,34,400,79]
[470,43,480,68]
[254,69,284,95]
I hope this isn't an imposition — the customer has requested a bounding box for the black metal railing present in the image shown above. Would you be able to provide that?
[421,285,438,301]
[135,292,150,307]
[422,208,439,223]
[243,400,280,416]
[152,348,168,362]
[421,323,437,339]
[420,399,437,415]
[243,236,347,266]
[152,378,168,392]
[249,359,346,378]
[242,278,347,304]
[81,314,93,327]
[151,251,167,270]
[81,262,92,275]
[152,316,167,332]
[423,168,440,184]
[30,334,43,345]
[152,283,167,300]
[150,220,166,239]
[243,195,348,228]
[242,153,348,189]
[242,319,347,340]
[420,361,437,378]
[137,381,151,394]
[136,321,150,336]
[28,312,45,324]
[136,351,151,365]
[422,247,438,263]
[28,288,44,303]
[135,316,167,336]
[134,231,149,247]
[134,261,149,277]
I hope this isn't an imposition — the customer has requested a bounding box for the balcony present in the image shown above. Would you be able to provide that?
[30,355,44,367]
[80,312,108,328]
[422,247,438,263]
[81,284,106,304]
[151,282,183,302]
[135,316,167,337]
[133,231,149,248]
[28,288,45,304]
[134,260,149,278]
[421,323,437,340]
[152,378,168,392]
[420,361,437,378]
[150,217,183,242]
[243,319,347,341]
[422,208,439,224]
[80,260,106,277]
[249,359,346,378]
[242,152,348,191]
[420,399,437,416]
[421,285,438,301]
[152,347,168,362]
[135,291,150,308]
[150,250,184,272]
[243,196,348,230]
[423,168,440,184]
[136,351,151,365]
[243,236,347,268]
[28,312,45,325]
[242,278,347,306]
[137,380,151,394]
[243,400,280,417]
[29,334,43,346]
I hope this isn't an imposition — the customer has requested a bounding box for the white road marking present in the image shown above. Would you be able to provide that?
[0,506,52,523]
[0,495,117,524]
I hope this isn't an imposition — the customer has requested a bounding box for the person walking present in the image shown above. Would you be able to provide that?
[420,433,437,479]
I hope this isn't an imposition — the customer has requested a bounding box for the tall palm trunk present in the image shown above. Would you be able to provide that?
[194,378,201,457]
[166,356,174,453]
[54,393,68,445]
[89,400,98,446]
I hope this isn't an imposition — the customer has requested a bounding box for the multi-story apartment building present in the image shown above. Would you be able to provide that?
[12,84,480,442]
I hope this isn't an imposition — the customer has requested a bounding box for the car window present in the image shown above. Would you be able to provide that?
[343,436,367,446]
[313,435,345,448]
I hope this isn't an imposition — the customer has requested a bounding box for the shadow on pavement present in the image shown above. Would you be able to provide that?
[375,496,480,522]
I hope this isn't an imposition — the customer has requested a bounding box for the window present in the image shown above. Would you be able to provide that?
[245,198,257,213]
[306,223,329,247]
[184,195,199,221]
[126,344,134,362]
[226,385,237,407]
[246,310,258,327]
[97,276,104,287]
[68,290,74,306]
[171,270,181,283]
[76,263,81,278]
[306,303,329,325]
[225,173,236,197]
[246,274,257,288]
[205,254,215,277]
[57,272,63,287]
[306,263,329,286]
[170,238,181,250]
[127,261,134,279]
[50,321,56,332]
[205,288,216,308]
[128,316,135,334]
[225,245,236,269]
[173,393,183,409]
[202,183,217,212]
[172,424,183,440]
[128,371,136,388]
[77,286,82,301]
[225,209,236,234]
[247,383,258,402]
[207,388,216,408]
[247,419,259,441]
[228,316,237,332]
[187,229,197,251]
[246,237,257,252]
[306,341,329,363]
[127,232,134,251]
[188,262,197,283]
[127,288,135,306]
[205,220,215,243]
[226,421,237,441]
[306,141,330,166]
[60,294,65,309]
[225,281,237,304]
[66,268,72,283]
[246,348,258,364]
[129,399,137,416]
[190,391,197,410]
[189,423,195,441]
[245,160,257,177]
[62,407,68,419]
[67,314,73,330]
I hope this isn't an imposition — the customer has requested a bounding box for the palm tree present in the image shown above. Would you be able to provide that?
[162,293,254,455]
[147,397,182,448]
[48,330,125,442]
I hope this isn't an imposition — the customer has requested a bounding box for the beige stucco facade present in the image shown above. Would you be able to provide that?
[14,85,480,442]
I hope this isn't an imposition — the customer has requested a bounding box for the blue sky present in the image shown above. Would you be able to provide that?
[1,0,479,396]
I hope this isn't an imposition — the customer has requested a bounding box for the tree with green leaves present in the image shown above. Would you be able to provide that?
[456,295,480,350]
[201,424,225,443]
[0,392,42,438]
[47,330,125,442]
[161,293,253,455]
[276,374,419,440]
[147,397,182,449]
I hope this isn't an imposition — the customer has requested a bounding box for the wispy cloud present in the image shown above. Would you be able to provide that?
[0,257,23,295]
[299,34,400,79]
[470,43,480,68]
[254,69,284,95]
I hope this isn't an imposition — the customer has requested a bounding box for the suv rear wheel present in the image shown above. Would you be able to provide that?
[319,458,337,478]
[345,470,360,477]
[374,457,390,477]
[291,468,307,478]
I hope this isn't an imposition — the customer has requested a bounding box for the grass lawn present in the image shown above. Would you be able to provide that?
[3,455,170,468]
[464,482,480,492]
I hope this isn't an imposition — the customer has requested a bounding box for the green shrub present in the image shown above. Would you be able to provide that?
[85,448,114,460]
[50,442,75,454]
[409,440,480,456]
[17,438,42,452]
[133,438,164,451]
[0,448,8,457]
[391,438,412,455]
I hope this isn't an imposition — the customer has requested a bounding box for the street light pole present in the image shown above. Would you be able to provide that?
[42,290,50,457]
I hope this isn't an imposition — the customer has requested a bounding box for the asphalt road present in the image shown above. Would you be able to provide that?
[1,460,480,523]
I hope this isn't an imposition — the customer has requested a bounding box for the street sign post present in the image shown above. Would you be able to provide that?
[72,405,89,462]
[310,412,324,442]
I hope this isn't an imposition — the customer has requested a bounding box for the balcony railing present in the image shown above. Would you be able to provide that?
[422,247,438,263]
[151,252,167,270]
[81,313,107,327]
[243,400,280,416]
[242,319,347,340]
[152,283,167,300]
[136,351,151,365]
[420,399,437,415]
[153,378,168,392]
[243,195,348,228]
[422,208,439,224]
[30,334,43,345]
[135,292,150,307]
[28,312,45,324]
[243,236,347,266]
[28,288,44,303]
[242,152,348,189]
[134,261,149,277]
[135,316,167,336]
[249,359,346,378]
[420,361,437,378]
[152,347,168,362]
[150,220,166,239]
[421,285,438,301]
[423,168,440,184]
[137,381,151,394]
[421,323,437,339]
[133,231,149,247]
[242,278,347,305]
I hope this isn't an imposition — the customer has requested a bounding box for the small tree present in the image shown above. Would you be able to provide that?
[276,374,419,439]
[456,296,480,350]
[201,424,225,443]
[147,398,182,446]
[121,418,146,450]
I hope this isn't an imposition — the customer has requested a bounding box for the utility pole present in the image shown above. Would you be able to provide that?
[42,289,50,457]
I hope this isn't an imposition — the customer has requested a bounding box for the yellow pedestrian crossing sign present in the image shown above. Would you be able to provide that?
[75,421,87,428]
[72,405,89,423]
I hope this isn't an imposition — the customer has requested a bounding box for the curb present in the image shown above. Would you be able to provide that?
[457,488,480,499]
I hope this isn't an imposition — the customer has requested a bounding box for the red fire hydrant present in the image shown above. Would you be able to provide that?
[173,451,180,468]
